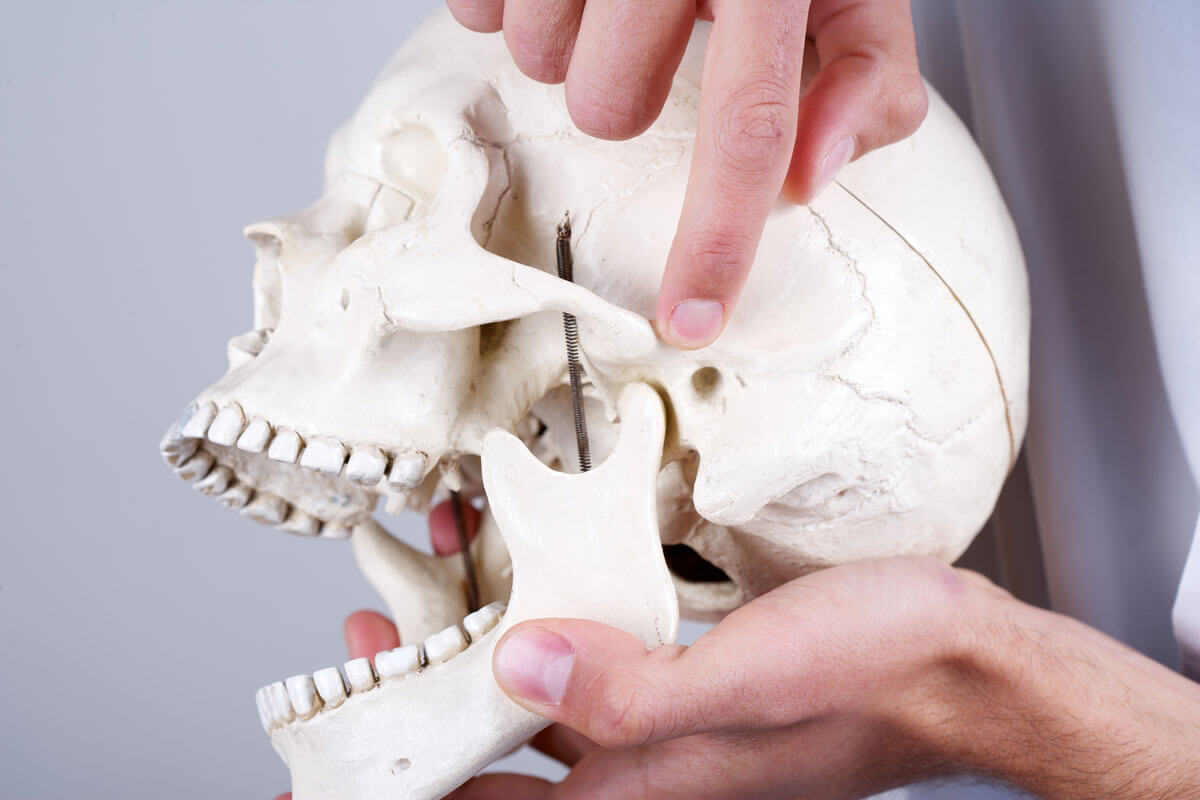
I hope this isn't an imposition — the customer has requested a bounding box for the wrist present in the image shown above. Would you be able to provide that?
[919,587,1200,799]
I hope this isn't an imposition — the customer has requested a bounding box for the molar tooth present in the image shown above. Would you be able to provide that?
[387,452,428,490]
[313,667,348,708]
[174,450,215,482]
[299,437,346,476]
[263,680,294,726]
[180,402,217,439]
[279,510,321,537]
[241,492,288,525]
[374,644,421,680]
[345,447,386,486]
[463,601,507,642]
[284,675,322,720]
[268,430,302,464]
[237,418,272,453]
[207,405,246,446]
[320,524,351,540]
[440,459,464,492]
[423,625,468,666]
[194,464,234,496]
[343,657,377,693]
[218,482,253,509]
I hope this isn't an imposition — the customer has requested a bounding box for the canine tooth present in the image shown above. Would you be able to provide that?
[237,418,272,453]
[463,601,507,642]
[194,464,233,496]
[242,492,288,525]
[345,447,386,486]
[218,482,253,509]
[375,644,421,680]
[174,450,214,482]
[207,405,246,446]
[313,667,348,708]
[423,625,468,666]
[299,437,346,476]
[387,452,427,490]
[343,657,377,693]
[264,680,294,726]
[180,402,217,439]
[268,430,302,464]
[279,510,321,537]
[255,687,273,732]
[285,675,322,719]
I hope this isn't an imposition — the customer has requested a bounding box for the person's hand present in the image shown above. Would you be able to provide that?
[446,0,928,348]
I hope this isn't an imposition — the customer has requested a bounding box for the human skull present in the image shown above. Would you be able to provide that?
[159,8,1028,799]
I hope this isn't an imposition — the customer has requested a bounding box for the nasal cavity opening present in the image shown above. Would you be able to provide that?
[663,544,730,583]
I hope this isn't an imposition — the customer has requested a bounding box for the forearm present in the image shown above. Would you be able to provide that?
[936,597,1200,799]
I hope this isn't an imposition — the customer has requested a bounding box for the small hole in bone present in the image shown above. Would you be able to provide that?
[663,544,730,583]
[691,367,722,398]
[391,758,411,775]
[340,289,351,311]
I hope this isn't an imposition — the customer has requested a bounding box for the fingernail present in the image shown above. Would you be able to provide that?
[494,630,575,706]
[814,136,855,198]
[667,299,724,348]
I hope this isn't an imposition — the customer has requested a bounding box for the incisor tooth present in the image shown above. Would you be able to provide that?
[180,402,217,439]
[159,425,197,466]
[345,446,386,486]
[299,437,346,476]
[237,418,272,453]
[264,681,294,726]
[279,510,320,537]
[463,601,506,641]
[343,657,377,693]
[194,464,234,496]
[207,405,246,446]
[268,430,302,464]
[313,667,348,708]
[218,482,253,509]
[174,450,215,482]
[374,645,421,680]
[242,492,288,525]
[423,625,468,666]
[255,687,273,732]
[387,452,427,490]
[284,675,322,719]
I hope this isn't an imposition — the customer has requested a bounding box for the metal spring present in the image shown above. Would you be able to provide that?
[557,213,592,473]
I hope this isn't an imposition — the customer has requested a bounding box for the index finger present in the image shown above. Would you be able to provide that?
[656,0,810,349]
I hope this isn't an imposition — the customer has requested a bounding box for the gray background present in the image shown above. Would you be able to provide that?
[0,2,1017,798]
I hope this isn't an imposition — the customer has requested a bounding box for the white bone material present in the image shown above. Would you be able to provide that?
[207,404,246,446]
[159,7,1029,797]
[237,417,272,453]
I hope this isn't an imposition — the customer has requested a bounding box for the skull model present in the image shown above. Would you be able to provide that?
[159,9,1028,799]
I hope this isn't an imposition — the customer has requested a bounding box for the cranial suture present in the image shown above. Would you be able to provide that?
[159,8,1029,799]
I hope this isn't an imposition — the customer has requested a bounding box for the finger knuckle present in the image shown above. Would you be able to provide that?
[885,74,929,139]
[506,29,571,83]
[567,80,656,140]
[590,675,663,748]
[686,233,755,285]
[711,80,795,180]
[446,0,501,33]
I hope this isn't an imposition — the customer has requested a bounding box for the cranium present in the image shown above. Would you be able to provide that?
[159,8,1028,799]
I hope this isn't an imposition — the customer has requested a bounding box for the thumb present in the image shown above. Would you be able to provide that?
[491,620,703,749]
